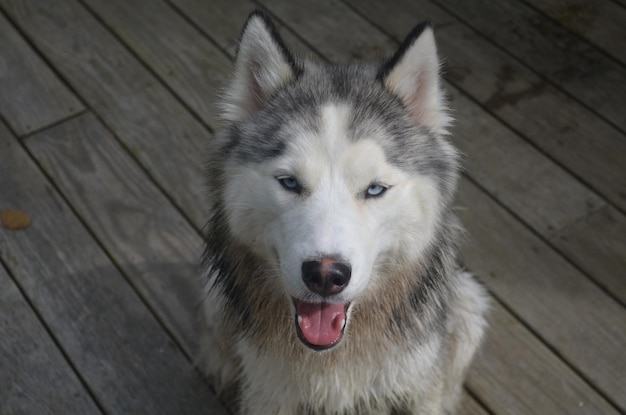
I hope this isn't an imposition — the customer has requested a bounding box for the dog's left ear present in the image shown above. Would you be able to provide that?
[221,11,301,122]
[378,22,451,134]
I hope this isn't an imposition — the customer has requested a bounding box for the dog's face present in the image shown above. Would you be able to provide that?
[210,13,457,350]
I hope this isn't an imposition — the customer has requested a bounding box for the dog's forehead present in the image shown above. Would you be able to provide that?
[227,63,456,187]
[277,103,394,176]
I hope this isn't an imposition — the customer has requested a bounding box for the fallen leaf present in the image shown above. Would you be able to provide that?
[1,209,32,230]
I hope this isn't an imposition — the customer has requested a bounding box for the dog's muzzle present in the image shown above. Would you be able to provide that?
[293,258,351,350]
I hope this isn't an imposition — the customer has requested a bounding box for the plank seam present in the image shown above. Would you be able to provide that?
[427,0,626,137]
[464,385,496,415]
[19,109,90,141]
[518,0,626,68]
[0,219,106,414]
[462,172,624,412]
[76,0,215,136]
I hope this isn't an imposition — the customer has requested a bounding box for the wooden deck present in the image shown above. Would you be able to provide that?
[1,0,625,413]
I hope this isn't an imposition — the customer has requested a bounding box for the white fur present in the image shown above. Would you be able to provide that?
[222,104,442,305]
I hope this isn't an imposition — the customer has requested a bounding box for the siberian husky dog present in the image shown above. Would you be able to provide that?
[199,10,488,415]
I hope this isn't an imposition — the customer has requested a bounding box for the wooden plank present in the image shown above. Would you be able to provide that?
[0,12,83,135]
[526,0,626,65]
[0,0,211,228]
[468,301,619,414]
[170,0,313,59]
[458,392,489,415]
[447,86,605,236]
[458,177,626,411]
[82,0,231,127]
[25,112,204,359]
[345,0,626,215]
[171,0,259,57]
[0,120,225,414]
[0,263,101,415]
[430,0,626,132]
[0,0,152,109]
[551,206,626,304]
[258,0,398,62]
[93,84,209,228]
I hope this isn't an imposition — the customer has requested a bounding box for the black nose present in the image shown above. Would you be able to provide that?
[302,258,351,297]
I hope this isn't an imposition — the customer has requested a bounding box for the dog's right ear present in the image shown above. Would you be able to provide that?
[221,11,301,122]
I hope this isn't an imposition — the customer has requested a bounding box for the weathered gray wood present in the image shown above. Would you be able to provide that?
[431,0,626,131]
[551,206,626,304]
[0,263,101,415]
[345,0,626,214]
[0,0,211,228]
[526,0,626,65]
[0,12,83,135]
[257,0,398,62]
[170,0,312,59]
[82,0,231,127]
[93,84,210,228]
[25,112,204,358]
[458,178,626,411]
[458,392,489,415]
[448,86,605,237]
[468,301,619,414]
[171,0,258,57]
[0,120,227,414]
[0,0,152,108]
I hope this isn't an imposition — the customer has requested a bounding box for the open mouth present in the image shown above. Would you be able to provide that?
[293,298,350,351]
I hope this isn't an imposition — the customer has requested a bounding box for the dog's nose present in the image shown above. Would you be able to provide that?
[301,258,351,297]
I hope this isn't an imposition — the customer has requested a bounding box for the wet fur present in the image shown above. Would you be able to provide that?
[199,11,488,415]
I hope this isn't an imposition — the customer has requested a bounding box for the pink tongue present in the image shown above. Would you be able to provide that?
[297,302,346,346]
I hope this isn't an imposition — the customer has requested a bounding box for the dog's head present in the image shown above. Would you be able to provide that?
[206,11,458,351]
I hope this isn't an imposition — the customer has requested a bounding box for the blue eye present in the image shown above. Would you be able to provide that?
[277,176,301,193]
[366,183,387,198]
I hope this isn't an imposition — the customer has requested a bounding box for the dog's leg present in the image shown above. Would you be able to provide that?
[441,272,489,414]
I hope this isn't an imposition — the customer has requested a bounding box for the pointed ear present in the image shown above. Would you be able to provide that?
[221,11,301,122]
[378,22,451,134]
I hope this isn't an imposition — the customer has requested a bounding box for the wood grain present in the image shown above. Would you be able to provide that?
[0,12,83,135]
[171,0,314,59]
[468,301,619,414]
[260,0,398,62]
[0,120,226,415]
[93,83,210,228]
[0,0,152,108]
[82,0,231,127]
[448,86,605,236]
[430,0,626,132]
[1,0,212,229]
[0,263,101,415]
[458,177,626,411]
[526,0,626,65]
[551,206,626,304]
[25,112,205,358]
